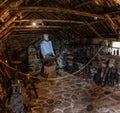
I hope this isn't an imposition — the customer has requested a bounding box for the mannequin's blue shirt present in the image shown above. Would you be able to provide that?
[40,40,54,57]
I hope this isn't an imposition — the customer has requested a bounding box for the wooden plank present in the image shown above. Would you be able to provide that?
[11,7,104,19]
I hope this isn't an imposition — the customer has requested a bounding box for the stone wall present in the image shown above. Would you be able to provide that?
[28,38,64,75]
[28,44,41,75]
[27,37,103,75]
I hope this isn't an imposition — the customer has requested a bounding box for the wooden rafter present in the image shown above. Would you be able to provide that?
[11,7,104,19]
[13,28,63,32]
[0,24,14,39]
[19,37,42,53]
[104,14,120,34]
[0,0,8,7]
[14,19,85,24]
[0,0,24,39]
[84,21,104,39]
[0,16,18,34]
[75,0,93,8]
[14,16,118,26]
[95,0,120,35]
[13,25,69,29]
[0,0,42,40]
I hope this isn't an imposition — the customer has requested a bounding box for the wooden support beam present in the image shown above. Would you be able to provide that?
[0,9,10,23]
[104,14,120,34]
[0,24,14,40]
[0,17,5,23]
[94,0,120,35]
[19,37,42,53]
[0,0,41,40]
[14,16,118,26]
[75,0,93,8]
[0,0,24,39]
[85,21,104,39]
[11,7,104,19]
[13,28,62,32]
[69,25,82,35]
[1,29,13,41]
[0,0,8,7]
[9,35,37,39]
[15,19,85,24]
[13,25,69,29]
[0,16,18,34]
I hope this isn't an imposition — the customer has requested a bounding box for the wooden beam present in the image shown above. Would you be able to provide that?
[19,37,42,53]
[2,30,13,41]
[10,34,38,37]
[14,16,118,26]
[0,16,18,34]
[0,0,23,39]
[75,0,93,8]
[69,25,82,35]
[0,9,10,23]
[0,24,14,39]
[0,0,8,7]
[104,14,119,34]
[0,17,5,23]
[13,25,69,29]
[0,0,42,40]
[94,0,119,34]
[85,21,104,39]
[15,19,85,24]
[11,7,104,19]
[13,28,63,32]
[92,33,119,39]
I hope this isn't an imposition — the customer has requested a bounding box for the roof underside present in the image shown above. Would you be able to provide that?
[0,0,120,43]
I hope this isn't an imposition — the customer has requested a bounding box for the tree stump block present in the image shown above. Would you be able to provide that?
[44,65,56,78]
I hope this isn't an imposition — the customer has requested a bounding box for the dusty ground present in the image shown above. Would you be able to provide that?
[0,72,120,113]
[26,72,120,113]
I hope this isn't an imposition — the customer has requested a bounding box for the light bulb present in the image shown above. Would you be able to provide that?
[32,22,37,26]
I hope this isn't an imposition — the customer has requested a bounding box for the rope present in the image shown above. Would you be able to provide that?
[31,45,104,81]
[73,45,104,75]
[0,45,104,81]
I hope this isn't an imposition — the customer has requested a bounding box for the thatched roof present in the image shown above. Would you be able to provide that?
[0,0,120,43]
